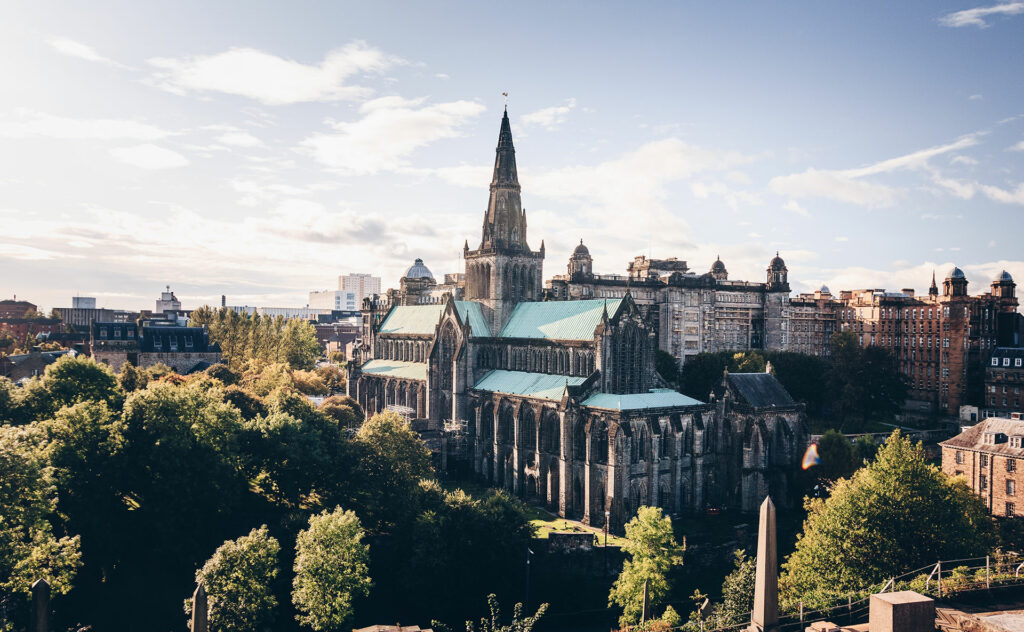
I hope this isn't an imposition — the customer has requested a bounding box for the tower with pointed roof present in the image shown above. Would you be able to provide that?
[464,106,545,331]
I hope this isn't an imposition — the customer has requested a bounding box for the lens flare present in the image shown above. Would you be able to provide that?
[802,443,821,470]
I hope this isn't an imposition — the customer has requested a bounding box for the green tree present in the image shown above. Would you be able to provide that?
[609,506,684,626]
[780,431,996,607]
[292,507,372,631]
[319,395,364,429]
[187,525,280,632]
[354,412,433,529]
[852,434,879,465]
[464,593,548,632]
[815,430,855,482]
[223,385,267,420]
[0,425,82,604]
[42,355,122,412]
[205,363,240,386]
[655,350,679,385]
[117,361,149,393]
[707,550,755,628]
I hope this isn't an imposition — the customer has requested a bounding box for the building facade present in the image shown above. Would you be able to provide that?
[942,417,1024,518]
[309,290,359,311]
[91,321,221,373]
[340,273,382,307]
[985,347,1024,417]
[347,109,807,530]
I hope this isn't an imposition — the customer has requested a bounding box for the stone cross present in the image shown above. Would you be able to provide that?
[749,496,779,632]
[31,578,49,632]
[191,583,208,632]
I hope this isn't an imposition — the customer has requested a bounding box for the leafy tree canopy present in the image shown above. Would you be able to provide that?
[609,506,684,626]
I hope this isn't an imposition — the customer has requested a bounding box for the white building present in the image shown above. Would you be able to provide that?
[72,296,96,309]
[309,290,359,311]
[339,273,381,306]
[155,286,182,313]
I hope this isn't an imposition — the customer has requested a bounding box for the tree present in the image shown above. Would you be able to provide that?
[41,355,122,412]
[187,525,280,632]
[0,424,82,603]
[852,434,879,465]
[319,395,363,429]
[706,550,755,628]
[609,506,684,626]
[205,363,240,386]
[780,431,996,608]
[655,350,679,385]
[354,412,433,529]
[815,430,854,482]
[117,362,148,393]
[292,507,372,631]
[464,593,548,632]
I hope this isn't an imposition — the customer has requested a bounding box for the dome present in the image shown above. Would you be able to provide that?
[820,284,831,294]
[996,270,1014,283]
[572,239,590,257]
[404,258,433,279]
[769,252,786,270]
[946,266,966,280]
[711,257,727,273]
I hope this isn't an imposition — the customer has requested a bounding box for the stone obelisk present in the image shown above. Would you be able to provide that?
[750,496,778,632]
[191,583,208,632]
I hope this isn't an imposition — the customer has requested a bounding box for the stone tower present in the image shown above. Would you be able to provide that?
[464,107,545,331]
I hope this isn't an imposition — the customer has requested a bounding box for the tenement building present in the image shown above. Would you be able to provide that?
[348,108,808,530]
[91,320,221,373]
[942,418,1024,517]
[985,347,1024,418]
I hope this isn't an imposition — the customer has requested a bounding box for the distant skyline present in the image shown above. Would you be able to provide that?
[1,1,1023,312]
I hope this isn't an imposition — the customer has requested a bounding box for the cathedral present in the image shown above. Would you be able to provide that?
[347,108,807,531]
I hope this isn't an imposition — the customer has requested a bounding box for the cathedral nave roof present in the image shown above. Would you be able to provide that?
[498,298,624,341]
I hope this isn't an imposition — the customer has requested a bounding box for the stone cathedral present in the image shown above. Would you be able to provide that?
[348,108,808,531]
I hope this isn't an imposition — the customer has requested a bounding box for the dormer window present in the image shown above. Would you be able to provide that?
[184,337,193,349]
[99,328,107,338]
[994,357,1001,366]
[169,338,178,351]
[153,337,162,350]
[1012,436,1024,449]
[1017,358,1022,367]
[1006,358,1012,367]
[127,329,134,339]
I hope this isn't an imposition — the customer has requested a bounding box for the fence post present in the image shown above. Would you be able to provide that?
[987,555,991,589]
[848,594,853,624]
[31,579,49,632]
[799,601,803,624]
[937,560,942,598]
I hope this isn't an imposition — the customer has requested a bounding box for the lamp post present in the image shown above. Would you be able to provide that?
[604,510,610,546]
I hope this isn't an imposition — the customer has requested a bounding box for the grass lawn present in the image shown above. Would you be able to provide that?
[522,503,631,547]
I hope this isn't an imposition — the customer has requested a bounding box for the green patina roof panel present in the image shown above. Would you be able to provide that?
[498,298,622,341]
[378,304,445,335]
[582,389,704,411]
[454,300,491,337]
[473,370,586,400]
[360,359,428,381]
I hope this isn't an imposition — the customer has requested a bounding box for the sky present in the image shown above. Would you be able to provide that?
[1,1,1023,312]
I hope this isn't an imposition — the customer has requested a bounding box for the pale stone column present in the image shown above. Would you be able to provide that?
[749,496,778,632]
[191,583,208,632]
[512,407,522,496]
[558,409,570,516]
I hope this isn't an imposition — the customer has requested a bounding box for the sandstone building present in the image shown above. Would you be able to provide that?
[942,417,1024,517]
[348,109,807,530]
[91,321,221,373]
[985,347,1024,417]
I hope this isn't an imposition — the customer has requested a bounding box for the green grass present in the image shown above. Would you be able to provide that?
[523,503,631,547]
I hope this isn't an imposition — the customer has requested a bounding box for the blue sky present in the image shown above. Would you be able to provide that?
[1,1,1022,311]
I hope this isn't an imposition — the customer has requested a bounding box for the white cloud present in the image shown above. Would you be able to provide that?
[969,94,984,100]
[784,200,809,217]
[939,2,1024,27]
[1009,140,1024,151]
[951,154,979,165]
[216,131,264,148]
[980,182,1024,204]
[0,111,170,140]
[109,144,190,169]
[147,41,402,105]
[300,98,486,174]
[769,135,979,207]
[0,243,66,261]
[690,180,762,209]
[835,236,849,242]
[47,37,131,69]
[521,98,577,129]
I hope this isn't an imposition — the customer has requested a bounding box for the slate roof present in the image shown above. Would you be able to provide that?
[941,418,1024,457]
[727,373,796,408]
[140,326,217,353]
[378,305,445,335]
[991,347,1024,362]
[454,301,490,337]
[473,370,586,400]
[360,359,428,381]
[582,389,704,411]
[4,349,75,365]
[499,298,622,341]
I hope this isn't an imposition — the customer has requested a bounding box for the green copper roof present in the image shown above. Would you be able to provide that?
[360,359,428,381]
[378,304,444,335]
[499,298,622,341]
[473,370,586,401]
[582,389,704,411]
[454,300,490,337]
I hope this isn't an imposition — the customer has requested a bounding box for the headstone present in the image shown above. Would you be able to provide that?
[191,583,208,632]
[749,496,778,632]
[31,579,49,632]
[868,591,934,632]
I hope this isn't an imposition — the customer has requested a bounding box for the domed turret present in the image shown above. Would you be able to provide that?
[769,253,787,271]
[568,239,593,279]
[946,266,966,280]
[943,265,968,297]
[710,256,728,281]
[991,269,1016,301]
[766,252,789,291]
[995,270,1014,283]
[819,284,831,295]
[404,258,434,280]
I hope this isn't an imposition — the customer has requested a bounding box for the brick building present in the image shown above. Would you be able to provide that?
[985,347,1024,417]
[0,299,37,319]
[91,321,222,373]
[941,417,1024,517]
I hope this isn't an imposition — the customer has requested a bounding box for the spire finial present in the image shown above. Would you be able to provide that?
[502,91,508,110]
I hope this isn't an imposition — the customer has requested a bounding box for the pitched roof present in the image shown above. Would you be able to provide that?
[140,326,217,353]
[941,418,1024,457]
[499,299,622,341]
[378,305,444,335]
[454,301,490,337]
[473,370,586,401]
[360,359,428,381]
[582,389,704,411]
[727,373,796,408]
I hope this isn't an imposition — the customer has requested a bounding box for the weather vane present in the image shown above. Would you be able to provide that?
[502,91,508,108]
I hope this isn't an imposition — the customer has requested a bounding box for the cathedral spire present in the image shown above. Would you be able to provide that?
[929,270,938,296]
[479,107,526,251]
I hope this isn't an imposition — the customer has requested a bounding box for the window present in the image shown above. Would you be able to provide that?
[956,451,964,464]
[114,328,121,338]
[982,454,989,467]
[1006,358,1012,367]
[1008,502,1016,517]
[99,327,107,338]
[981,474,988,490]
[994,357,1001,366]
[1017,358,1023,368]
[1008,479,1016,496]
[1009,459,1017,473]
[127,329,134,339]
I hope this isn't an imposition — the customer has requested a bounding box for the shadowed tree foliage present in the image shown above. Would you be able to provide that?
[117,362,149,393]
[815,429,855,482]
[780,431,996,608]
[186,525,280,632]
[189,307,322,371]
[464,594,548,632]
[319,395,364,428]
[609,506,684,627]
[42,355,123,413]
